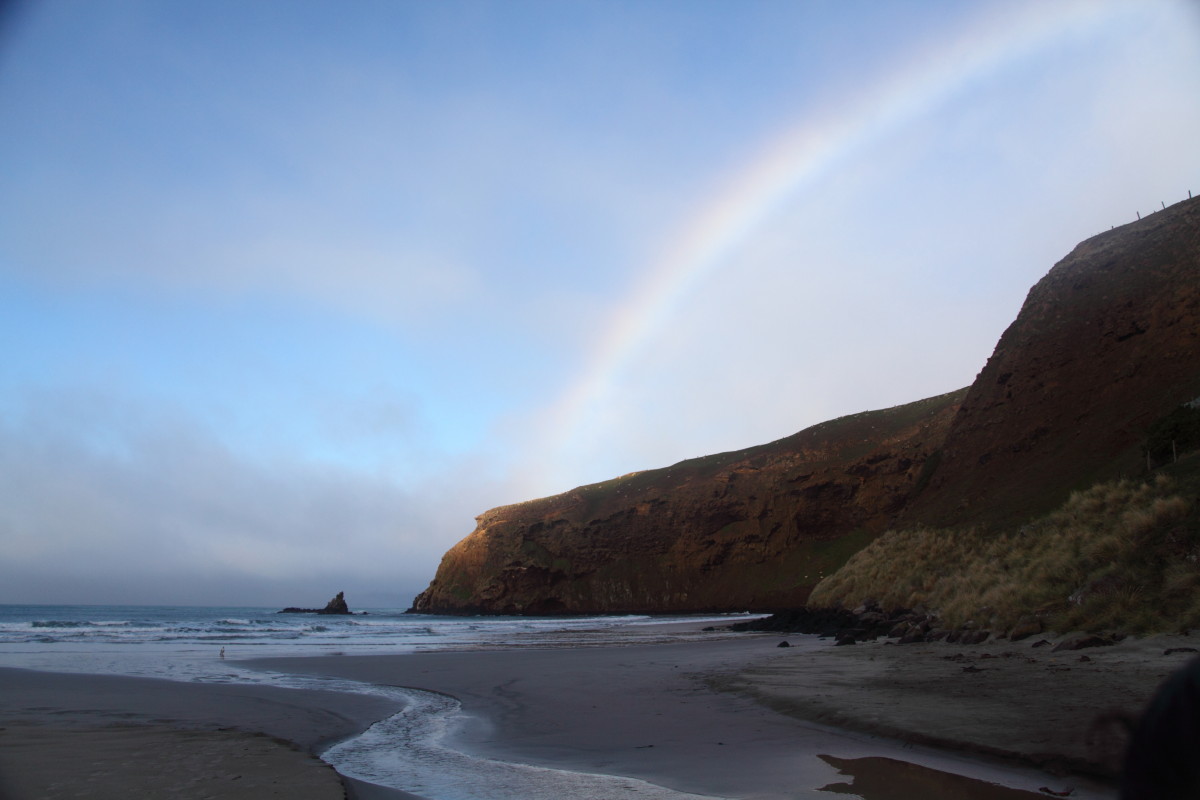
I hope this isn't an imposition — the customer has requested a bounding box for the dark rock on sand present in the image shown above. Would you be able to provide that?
[1051,634,1114,652]
[735,604,1003,648]
[1007,615,1043,641]
[731,607,865,638]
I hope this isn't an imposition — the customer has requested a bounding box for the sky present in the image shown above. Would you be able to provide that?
[1,0,1198,608]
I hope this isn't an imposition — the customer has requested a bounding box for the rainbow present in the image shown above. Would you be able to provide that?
[541,0,1132,474]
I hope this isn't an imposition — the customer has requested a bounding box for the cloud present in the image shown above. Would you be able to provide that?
[0,5,686,337]
[0,386,494,606]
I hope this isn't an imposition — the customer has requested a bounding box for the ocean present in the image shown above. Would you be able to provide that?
[0,603,749,679]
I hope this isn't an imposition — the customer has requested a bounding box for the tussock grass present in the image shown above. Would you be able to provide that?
[808,472,1199,634]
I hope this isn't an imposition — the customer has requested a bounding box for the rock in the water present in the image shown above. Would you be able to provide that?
[321,591,350,614]
[278,591,353,615]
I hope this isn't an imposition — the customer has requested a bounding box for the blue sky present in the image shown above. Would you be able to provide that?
[1,0,1198,606]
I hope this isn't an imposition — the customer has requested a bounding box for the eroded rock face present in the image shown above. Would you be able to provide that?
[321,591,350,614]
[410,391,964,614]
[411,196,1200,616]
[904,196,1200,529]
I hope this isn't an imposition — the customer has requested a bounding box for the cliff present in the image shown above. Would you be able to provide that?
[412,195,1200,615]
[902,195,1200,530]
[412,389,964,614]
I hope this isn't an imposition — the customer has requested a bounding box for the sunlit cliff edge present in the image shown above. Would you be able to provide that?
[411,195,1200,616]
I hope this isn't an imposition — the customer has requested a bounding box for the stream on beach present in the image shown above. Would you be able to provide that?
[0,605,1114,799]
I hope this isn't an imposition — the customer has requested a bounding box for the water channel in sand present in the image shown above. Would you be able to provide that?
[310,676,1096,800]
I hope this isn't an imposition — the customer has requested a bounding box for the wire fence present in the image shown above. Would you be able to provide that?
[1100,189,1195,235]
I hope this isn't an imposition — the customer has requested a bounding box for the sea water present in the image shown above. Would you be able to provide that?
[0,604,752,800]
[0,604,743,678]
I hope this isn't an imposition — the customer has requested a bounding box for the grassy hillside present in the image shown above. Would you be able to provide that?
[809,453,1200,634]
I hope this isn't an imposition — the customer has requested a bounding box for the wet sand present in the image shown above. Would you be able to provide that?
[2,627,1185,799]
[0,667,408,799]
[250,633,1120,799]
[0,721,346,799]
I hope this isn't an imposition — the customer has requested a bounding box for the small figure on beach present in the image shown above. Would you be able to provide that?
[219,647,225,659]
[1120,656,1200,798]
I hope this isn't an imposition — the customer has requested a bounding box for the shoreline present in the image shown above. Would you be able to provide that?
[1,625,1181,798]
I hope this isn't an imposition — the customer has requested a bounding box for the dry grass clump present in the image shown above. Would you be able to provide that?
[808,473,1198,634]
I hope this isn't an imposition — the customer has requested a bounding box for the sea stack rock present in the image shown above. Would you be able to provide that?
[320,591,351,614]
[278,591,353,614]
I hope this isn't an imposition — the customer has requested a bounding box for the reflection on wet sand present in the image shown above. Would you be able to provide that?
[818,755,1063,800]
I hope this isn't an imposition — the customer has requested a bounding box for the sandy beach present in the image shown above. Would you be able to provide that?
[246,630,1146,798]
[720,631,1200,781]
[0,667,408,799]
[1,626,1189,799]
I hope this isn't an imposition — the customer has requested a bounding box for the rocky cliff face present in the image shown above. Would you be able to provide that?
[411,390,964,614]
[412,196,1200,615]
[903,196,1200,529]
